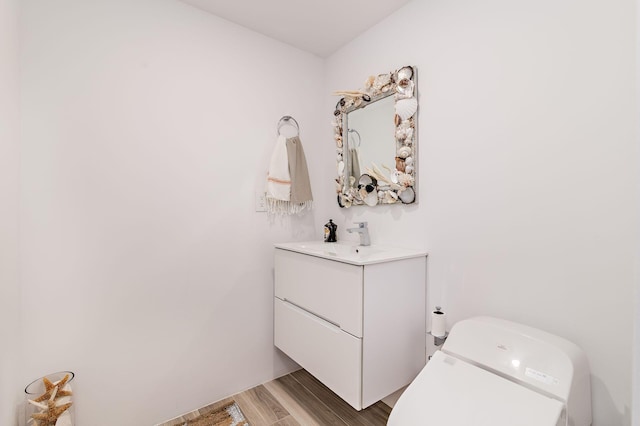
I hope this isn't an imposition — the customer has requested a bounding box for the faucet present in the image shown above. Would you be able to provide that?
[347,222,371,246]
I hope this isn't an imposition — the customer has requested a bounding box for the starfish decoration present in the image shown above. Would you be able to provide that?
[33,374,72,402]
[31,400,73,426]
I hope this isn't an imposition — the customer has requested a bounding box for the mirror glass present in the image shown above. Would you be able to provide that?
[333,65,418,208]
[346,95,396,181]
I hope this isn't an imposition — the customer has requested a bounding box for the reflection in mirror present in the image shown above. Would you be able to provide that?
[347,95,396,181]
[346,129,361,182]
[333,65,417,208]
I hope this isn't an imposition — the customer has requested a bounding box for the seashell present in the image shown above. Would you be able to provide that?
[405,156,414,166]
[398,119,412,129]
[398,66,414,80]
[399,187,415,204]
[359,186,369,199]
[358,174,377,187]
[397,146,412,159]
[396,79,414,97]
[384,191,399,204]
[338,194,352,208]
[405,165,414,175]
[364,75,375,89]
[396,125,413,142]
[395,157,406,173]
[378,190,385,199]
[397,172,415,187]
[395,97,418,121]
[394,114,401,126]
[405,128,414,143]
[349,176,356,187]
[390,170,399,184]
[338,161,345,175]
[364,191,378,206]
[374,73,391,90]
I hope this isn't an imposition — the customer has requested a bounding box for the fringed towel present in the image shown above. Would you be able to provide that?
[266,135,313,215]
[266,135,291,202]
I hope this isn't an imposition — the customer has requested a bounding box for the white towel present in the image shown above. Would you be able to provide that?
[266,135,291,204]
[266,134,313,215]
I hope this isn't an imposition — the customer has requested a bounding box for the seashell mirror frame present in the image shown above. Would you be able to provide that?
[332,65,418,208]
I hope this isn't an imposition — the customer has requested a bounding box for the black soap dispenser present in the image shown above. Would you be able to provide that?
[324,219,337,243]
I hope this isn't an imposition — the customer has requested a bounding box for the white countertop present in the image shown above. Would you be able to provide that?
[274,241,427,266]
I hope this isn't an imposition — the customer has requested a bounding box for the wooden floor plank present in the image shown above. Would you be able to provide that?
[270,415,301,426]
[291,369,390,426]
[158,369,393,426]
[233,384,289,425]
[275,374,349,426]
[263,378,321,426]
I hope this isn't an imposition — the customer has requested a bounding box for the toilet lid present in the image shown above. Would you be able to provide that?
[388,351,565,426]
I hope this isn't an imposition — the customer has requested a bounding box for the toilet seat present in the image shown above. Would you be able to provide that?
[387,351,566,426]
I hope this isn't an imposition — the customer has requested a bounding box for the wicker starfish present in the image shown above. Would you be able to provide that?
[33,374,72,402]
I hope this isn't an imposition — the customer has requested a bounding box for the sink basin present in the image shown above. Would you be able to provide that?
[274,241,427,266]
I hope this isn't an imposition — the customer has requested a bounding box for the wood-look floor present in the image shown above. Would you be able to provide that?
[159,369,391,426]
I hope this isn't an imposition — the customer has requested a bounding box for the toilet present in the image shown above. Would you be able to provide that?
[387,316,591,426]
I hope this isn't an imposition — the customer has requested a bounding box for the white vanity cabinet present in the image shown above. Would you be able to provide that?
[273,243,427,411]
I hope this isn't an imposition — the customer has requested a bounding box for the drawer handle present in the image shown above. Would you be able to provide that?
[282,298,341,330]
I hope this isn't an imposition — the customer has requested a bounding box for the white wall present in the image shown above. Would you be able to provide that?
[320,1,637,425]
[0,0,22,424]
[16,0,638,424]
[19,0,322,424]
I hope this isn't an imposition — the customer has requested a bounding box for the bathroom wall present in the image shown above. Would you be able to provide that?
[320,0,637,424]
[0,0,22,424]
[19,0,322,424]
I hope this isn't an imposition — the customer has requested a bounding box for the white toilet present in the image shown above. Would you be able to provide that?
[387,316,591,426]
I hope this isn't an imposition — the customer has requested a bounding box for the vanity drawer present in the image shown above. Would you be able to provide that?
[274,298,362,410]
[275,249,363,337]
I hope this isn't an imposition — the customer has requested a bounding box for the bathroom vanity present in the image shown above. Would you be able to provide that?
[273,242,427,410]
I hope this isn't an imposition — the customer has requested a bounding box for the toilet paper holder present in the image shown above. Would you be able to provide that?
[429,306,448,346]
[429,331,449,347]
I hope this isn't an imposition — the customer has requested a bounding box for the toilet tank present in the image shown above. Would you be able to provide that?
[442,317,592,426]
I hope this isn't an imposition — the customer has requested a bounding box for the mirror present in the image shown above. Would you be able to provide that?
[333,65,418,208]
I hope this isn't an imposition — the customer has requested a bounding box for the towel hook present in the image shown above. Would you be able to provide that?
[277,115,300,137]
[348,129,361,148]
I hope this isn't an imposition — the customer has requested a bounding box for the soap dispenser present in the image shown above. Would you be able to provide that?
[324,219,337,242]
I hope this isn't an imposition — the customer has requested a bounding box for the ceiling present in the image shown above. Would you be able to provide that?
[179,0,413,57]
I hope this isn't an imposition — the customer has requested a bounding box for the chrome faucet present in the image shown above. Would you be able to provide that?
[347,222,371,246]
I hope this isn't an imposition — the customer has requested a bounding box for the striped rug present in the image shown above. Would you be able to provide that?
[178,402,248,426]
